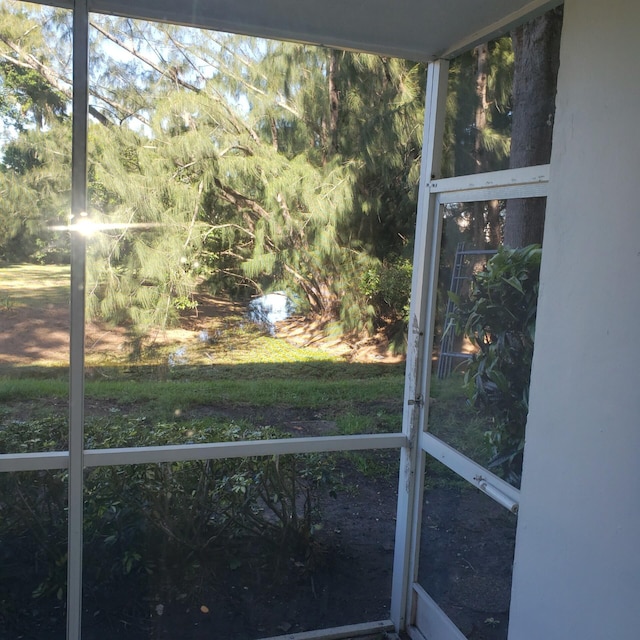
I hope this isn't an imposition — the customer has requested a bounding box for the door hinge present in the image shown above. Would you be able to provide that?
[408,395,424,407]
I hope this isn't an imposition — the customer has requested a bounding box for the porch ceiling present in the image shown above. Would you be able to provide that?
[43,0,562,60]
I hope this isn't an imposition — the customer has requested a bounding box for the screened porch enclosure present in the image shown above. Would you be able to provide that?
[3,0,639,639]
[2,1,551,638]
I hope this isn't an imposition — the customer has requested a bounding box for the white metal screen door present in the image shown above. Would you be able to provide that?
[391,60,550,640]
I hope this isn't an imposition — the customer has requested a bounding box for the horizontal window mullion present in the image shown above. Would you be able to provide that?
[258,619,394,640]
[0,451,70,472]
[421,432,520,513]
[0,433,407,472]
[436,182,548,204]
[85,433,407,466]
[411,583,467,640]
[429,164,550,202]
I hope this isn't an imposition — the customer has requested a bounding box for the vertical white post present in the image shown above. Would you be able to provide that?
[509,2,640,638]
[390,59,449,631]
[67,1,89,638]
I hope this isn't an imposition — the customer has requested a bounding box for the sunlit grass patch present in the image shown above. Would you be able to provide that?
[0,264,70,308]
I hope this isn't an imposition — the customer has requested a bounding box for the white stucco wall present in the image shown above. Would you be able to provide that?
[508,0,640,638]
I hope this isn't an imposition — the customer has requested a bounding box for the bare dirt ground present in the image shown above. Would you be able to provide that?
[0,303,131,366]
[0,294,403,367]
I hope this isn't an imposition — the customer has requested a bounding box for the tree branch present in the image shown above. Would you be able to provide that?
[0,45,148,127]
[90,20,201,94]
[159,26,208,85]
[212,177,272,225]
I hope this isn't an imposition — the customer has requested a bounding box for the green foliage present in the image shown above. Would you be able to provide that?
[0,125,71,263]
[441,38,513,250]
[452,244,541,483]
[359,255,413,352]
[361,256,413,321]
[0,5,72,261]
[0,59,66,130]
[443,38,513,179]
[427,376,495,466]
[0,5,427,344]
[0,416,336,611]
[0,4,69,131]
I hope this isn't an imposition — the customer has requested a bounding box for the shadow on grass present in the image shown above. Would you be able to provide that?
[0,361,407,441]
[1,359,405,381]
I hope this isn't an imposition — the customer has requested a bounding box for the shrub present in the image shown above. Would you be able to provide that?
[361,256,413,322]
[0,417,335,619]
[451,244,541,484]
[359,256,413,353]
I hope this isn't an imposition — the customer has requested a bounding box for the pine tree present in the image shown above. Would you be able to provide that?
[443,37,513,249]
[0,8,425,341]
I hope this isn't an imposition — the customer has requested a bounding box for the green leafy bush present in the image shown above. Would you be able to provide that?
[0,417,335,615]
[361,257,413,322]
[359,256,412,353]
[451,244,541,484]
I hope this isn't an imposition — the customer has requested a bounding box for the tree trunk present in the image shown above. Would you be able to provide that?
[473,43,489,175]
[486,199,501,247]
[503,6,564,248]
[471,44,490,248]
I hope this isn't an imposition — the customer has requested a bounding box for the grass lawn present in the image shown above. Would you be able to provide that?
[0,264,408,452]
[1,263,490,468]
[0,263,69,308]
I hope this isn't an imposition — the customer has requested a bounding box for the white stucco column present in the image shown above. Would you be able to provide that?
[508,1,640,638]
